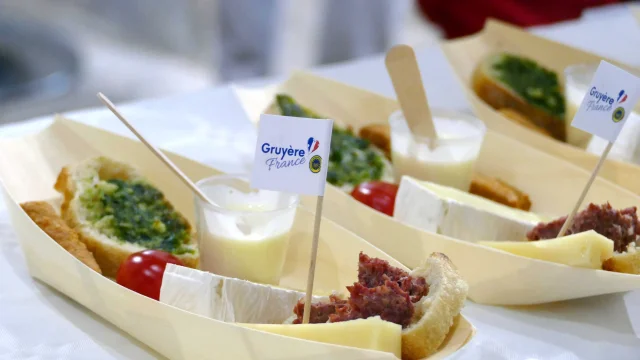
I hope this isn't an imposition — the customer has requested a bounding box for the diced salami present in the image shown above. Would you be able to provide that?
[358,252,429,302]
[292,252,429,328]
[330,280,414,328]
[527,203,640,252]
[292,295,347,324]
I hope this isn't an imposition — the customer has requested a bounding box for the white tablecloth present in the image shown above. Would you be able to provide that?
[2,6,640,360]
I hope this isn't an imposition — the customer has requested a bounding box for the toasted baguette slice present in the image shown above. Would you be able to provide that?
[472,52,566,141]
[402,252,468,360]
[54,156,199,277]
[497,108,553,138]
[603,245,640,275]
[470,173,532,211]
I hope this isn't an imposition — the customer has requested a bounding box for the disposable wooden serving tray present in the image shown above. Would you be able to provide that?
[0,118,473,360]
[440,19,640,195]
[234,71,640,305]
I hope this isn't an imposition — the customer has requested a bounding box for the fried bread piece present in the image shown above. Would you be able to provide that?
[469,173,532,211]
[21,201,102,274]
[358,123,391,159]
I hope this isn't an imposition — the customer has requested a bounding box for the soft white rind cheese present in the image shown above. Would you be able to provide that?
[159,264,329,324]
[394,176,547,242]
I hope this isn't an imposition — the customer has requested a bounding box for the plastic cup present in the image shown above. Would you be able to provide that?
[564,63,599,148]
[389,109,486,191]
[194,174,298,285]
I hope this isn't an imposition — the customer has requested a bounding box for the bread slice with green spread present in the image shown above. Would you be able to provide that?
[472,52,566,142]
[54,156,199,277]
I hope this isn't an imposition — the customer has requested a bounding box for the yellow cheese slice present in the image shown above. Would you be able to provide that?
[237,316,402,359]
[479,230,614,269]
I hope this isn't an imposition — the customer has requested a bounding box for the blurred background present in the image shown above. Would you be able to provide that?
[0,0,635,125]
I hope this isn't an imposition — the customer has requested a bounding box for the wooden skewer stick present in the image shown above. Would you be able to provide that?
[97,92,215,206]
[301,195,324,324]
[557,141,614,237]
[385,44,438,147]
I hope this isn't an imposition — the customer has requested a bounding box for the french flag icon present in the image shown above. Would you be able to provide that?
[307,137,320,153]
[618,90,627,103]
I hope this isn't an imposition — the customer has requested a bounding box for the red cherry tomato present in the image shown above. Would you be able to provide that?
[350,181,399,217]
[116,250,184,300]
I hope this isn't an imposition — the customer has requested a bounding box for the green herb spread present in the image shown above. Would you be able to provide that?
[492,53,565,118]
[80,179,193,254]
[275,94,386,188]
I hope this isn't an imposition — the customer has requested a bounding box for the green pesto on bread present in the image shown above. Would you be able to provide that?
[472,52,567,142]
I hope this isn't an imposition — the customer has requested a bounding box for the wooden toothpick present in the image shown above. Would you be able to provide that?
[302,195,324,324]
[557,141,614,237]
[97,92,215,206]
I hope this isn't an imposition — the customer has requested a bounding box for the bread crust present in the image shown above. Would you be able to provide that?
[358,124,392,159]
[603,246,640,275]
[470,173,532,211]
[472,54,566,142]
[401,252,468,360]
[497,108,552,138]
[54,156,199,278]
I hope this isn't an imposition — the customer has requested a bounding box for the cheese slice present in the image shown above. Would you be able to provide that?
[479,230,614,269]
[159,265,402,356]
[239,316,402,359]
[159,264,330,324]
[394,176,547,242]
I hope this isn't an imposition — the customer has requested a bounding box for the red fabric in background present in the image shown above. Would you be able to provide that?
[416,0,623,39]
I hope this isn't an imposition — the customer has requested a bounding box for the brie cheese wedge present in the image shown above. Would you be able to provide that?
[393,176,548,242]
[159,264,330,324]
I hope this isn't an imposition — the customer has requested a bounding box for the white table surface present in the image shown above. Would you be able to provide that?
[2,6,640,360]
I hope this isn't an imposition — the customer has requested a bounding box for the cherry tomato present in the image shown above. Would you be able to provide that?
[351,181,399,217]
[116,250,184,300]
